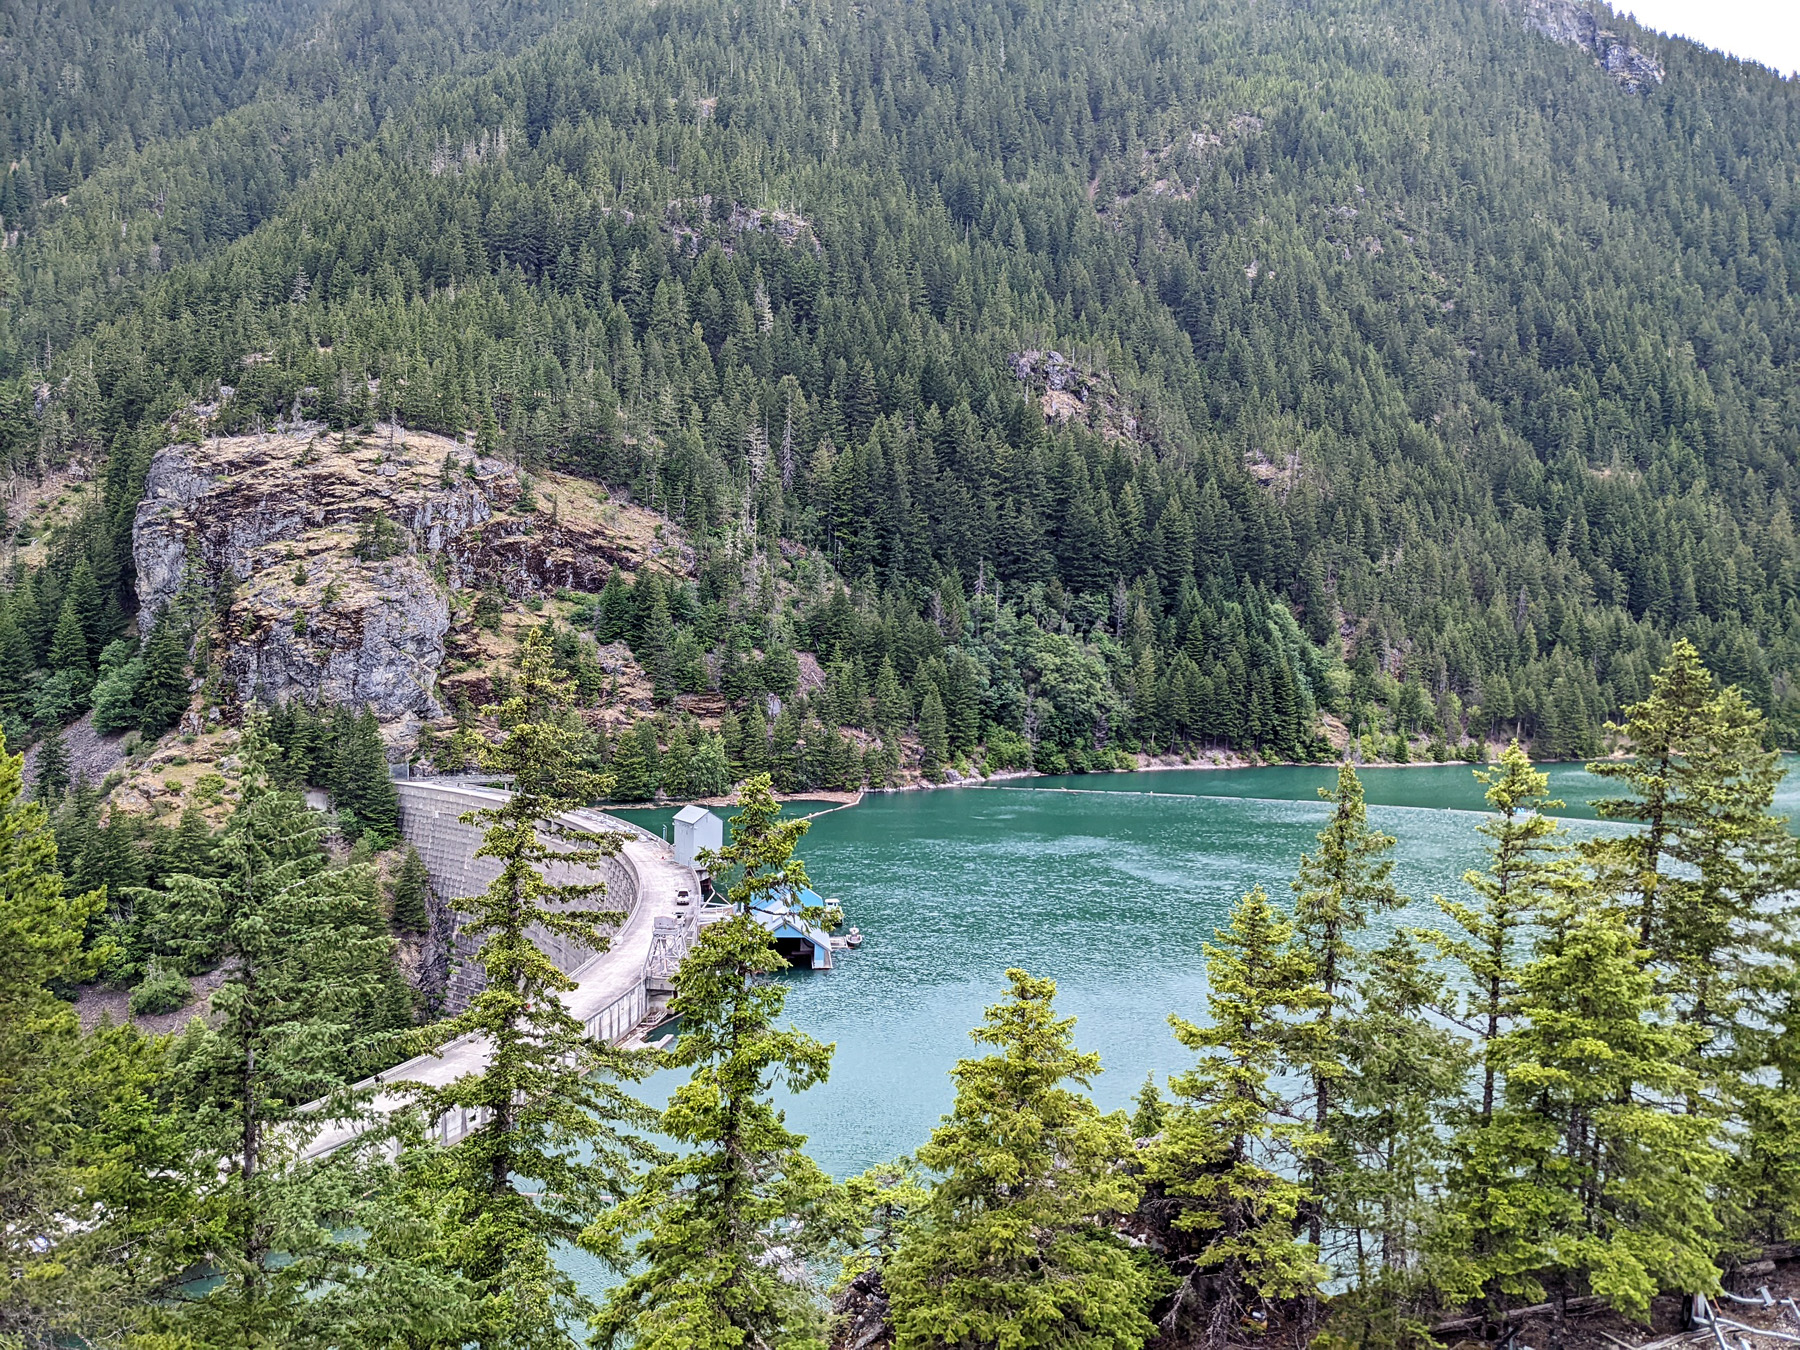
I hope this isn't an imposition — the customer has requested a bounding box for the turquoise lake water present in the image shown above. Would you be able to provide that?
[563,758,1799,1296]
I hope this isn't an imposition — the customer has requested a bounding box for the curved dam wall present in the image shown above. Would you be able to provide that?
[396,782,642,1013]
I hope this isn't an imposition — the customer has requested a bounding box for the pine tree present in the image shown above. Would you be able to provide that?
[33,722,70,799]
[90,652,146,732]
[47,593,92,677]
[390,844,431,932]
[1329,931,1468,1292]
[135,610,190,738]
[1144,886,1328,1347]
[740,701,770,781]
[1447,904,1724,1335]
[0,605,31,711]
[661,721,692,798]
[596,568,632,643]
[590,776,833,1350]
[640,580,677,702]
[157,805,220,881]
[834,1156,931,1287]
[1431,741,1577,1122]
[874,658,908,740]
[1586,640,1800,1057]
[689,731,731,797]
[1289,762,1404,1245]
[886,969,1154,1350]
[608,722,655,801]
[153,721,435,1342]
[0,727,176,1344]
[918,687,949,783]
[403,627,656,1349]
[769,704,802,792]
[330,707,400,845]
[1132,1074,1167,1138]
[64,558,105,657]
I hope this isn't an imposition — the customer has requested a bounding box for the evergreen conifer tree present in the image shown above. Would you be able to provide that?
[329,707,400,845]
[33,722,70,799]
[661,722,692,798]
[402,627,655,1349]
[90,650,146,732]
[741,701,770,781]
[134,610,190,738]
[1586,641,1799,1054]
[0,605,31,712]
[688,731,731,797]
[918,688,949,783]
[64,559,105,656]
[608,723,655,801]
[834,1157,931,1287]
[47,594,92,677]
[1144,886,1328,1346]
[1432,742,1577,1121]
[157,806,220,880]
[389,845,431,932]
[640,581,677,701]
[1330,931,1468,1289]
[1289,762,1404,1244]
[153,721,432,1342]
[590,776,833,1350]
[874,658,908,740]
[769,704,802,791]
[0,724,189,1344]
[1446,904,1724,1333]
[886,969,1154,1350]
[1132,1074,1167,1138]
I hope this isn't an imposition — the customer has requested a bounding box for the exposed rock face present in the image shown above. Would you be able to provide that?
[829,1269,893,1350]
[132,424,650,722]
[1007,349,1142,442]
[229,555,450,721]
[1510,0,1664,91]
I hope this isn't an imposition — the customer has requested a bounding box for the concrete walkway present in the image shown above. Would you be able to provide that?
[299,820,697,1160]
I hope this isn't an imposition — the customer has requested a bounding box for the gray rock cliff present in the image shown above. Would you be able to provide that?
[131,425,631,723]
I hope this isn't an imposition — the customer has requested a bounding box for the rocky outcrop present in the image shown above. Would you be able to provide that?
[829,1269,893,1350]
[1509,0,1664,91]
[227,554,450,721]
[132,424,658,723]
[1007,349,1142,443]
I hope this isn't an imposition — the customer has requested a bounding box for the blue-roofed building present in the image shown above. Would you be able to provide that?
[747,885,834,969]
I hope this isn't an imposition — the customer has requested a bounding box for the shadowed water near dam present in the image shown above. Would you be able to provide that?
[562,759,1800,1296]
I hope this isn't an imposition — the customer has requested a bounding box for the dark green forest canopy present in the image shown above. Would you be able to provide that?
[3,0,1799,752]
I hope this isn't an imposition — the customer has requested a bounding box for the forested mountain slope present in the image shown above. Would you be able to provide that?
[2,0,1798,775]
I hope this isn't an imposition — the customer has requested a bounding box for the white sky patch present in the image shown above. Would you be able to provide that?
[1621,0,1800,78]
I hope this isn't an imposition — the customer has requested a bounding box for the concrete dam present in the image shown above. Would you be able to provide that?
[300,780,702,1160]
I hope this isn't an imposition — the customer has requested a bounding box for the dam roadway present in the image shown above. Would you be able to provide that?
[299,781,701,1161]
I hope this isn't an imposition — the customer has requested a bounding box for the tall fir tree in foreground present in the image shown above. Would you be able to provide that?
[1450,904,1724,1341]
[1581,642,1800,1250]
[886,969,1155,1350]
[0,730,178,1346]
[1320,931,1468,1348]
[402,626,655,1350]
[1145,886,1328,1349]
[590,775,834,1350]
[1432,742,1575,1122]
[1289,762,1404,1247]
[149,721,431,1345]
[1586,640,1799,1058]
